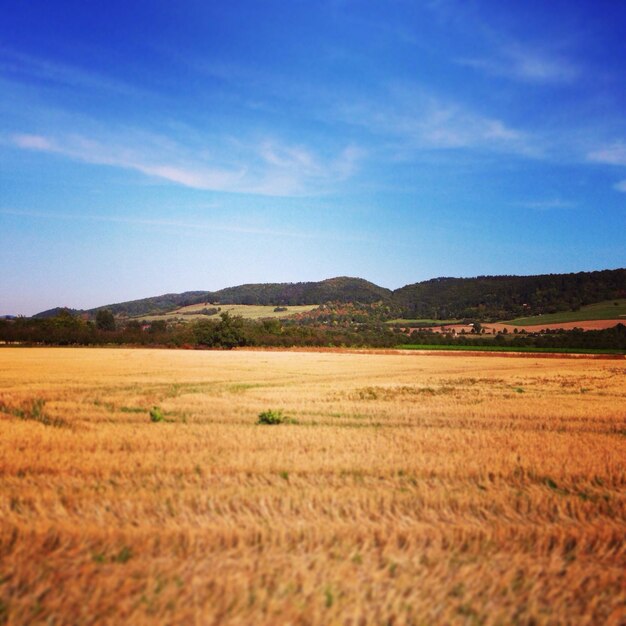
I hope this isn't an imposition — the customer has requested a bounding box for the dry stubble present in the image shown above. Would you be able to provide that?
[0,347,625,625]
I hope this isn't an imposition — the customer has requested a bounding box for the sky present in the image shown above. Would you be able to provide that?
[1,0,625,315]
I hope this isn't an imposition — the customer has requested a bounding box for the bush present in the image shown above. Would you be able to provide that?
[149,406,165,422]
[257,409,292,425]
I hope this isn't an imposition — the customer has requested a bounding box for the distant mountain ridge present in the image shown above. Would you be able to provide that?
[33,269,626,322]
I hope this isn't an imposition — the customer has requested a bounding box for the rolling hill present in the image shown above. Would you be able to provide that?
[33,268,626,322]
[393,269,626,321]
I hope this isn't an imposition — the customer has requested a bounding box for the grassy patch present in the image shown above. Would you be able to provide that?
[149,406,166,422]
[0,398,68,428]
[507,299,626,326]
[120,406,146,413]
[351,385,448,401]
[133,303,319,322]
[257,409,296,425]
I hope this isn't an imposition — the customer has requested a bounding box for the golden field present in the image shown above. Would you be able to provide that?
[0,347,625,626]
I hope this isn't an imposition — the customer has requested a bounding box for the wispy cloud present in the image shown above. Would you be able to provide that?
[336,88,537,158]
[588,143,626,192]
[514,198,576,210]
[587,143,626,166]
[187,53,536,160]
[12,134,54,150]
[10,131,362,197]
[458,45,579,84]
[0,47,144,96]
[0,207,375,244]
[424,0,580,85]
[0,207,313,239]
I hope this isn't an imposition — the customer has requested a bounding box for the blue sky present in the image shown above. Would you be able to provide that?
[1,0,625,315]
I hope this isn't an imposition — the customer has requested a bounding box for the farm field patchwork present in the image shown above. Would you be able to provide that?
[388,300,626,333]
[131,302,319,321]
[0,347,625,625]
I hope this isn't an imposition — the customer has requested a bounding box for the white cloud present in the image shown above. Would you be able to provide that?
[12,133,55,150]
[10,131,361,197]
[260,142,323,175]
[586,144,626,193]
[458,45,579,84]
[420,103,526,150]
[514,198,576,210]
[131,163,246,191]
[588,143,626,166]
[337,89,536,158]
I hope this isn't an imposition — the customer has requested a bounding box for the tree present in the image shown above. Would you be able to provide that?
[148,320,167,334]
[214,312,247,349]
[95,309,116,331]
[193,313,247,349]
[193,319,217,346]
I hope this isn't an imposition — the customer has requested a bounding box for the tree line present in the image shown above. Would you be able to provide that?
[1,309,625,351]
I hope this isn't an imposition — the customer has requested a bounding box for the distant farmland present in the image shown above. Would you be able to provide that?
[507,298,626,325]
[0,347,624,625]
[389,299,626,333]
[132,302,319,321]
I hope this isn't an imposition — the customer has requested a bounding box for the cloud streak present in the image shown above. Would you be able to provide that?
[458,45,579,84]
[0,207,376,244]
[335,88,537,158]
[0,47,145,97]
[10,132,362,197]
[587,143,626,167]
[588,143,626,192]
[0,207,312,239]
[514,198,576,210]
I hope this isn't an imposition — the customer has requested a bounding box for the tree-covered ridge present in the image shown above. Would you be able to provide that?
[34,277,392,318]
[393,269,626,321]
[209,277,392,306]
[32,292,213,319]
[31,269,626,322]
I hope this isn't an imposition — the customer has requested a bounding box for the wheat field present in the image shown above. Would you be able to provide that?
[0,347,624,625]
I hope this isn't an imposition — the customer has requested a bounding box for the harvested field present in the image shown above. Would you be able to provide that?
[426,319,625,334]
[489,320,625,333]
[0,347,625,625]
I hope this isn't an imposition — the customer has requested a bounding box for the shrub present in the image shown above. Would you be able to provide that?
[257,409,293,425]
[149,406,165,422]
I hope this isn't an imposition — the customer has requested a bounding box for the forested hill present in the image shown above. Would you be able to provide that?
[210,277,392,306]
[33,292,213,319]
[393,269,626,320]
[34,278,391,318]
[32,269,626,321]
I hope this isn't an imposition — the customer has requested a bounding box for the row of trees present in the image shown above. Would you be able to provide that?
[405,324,626,351]
[2,309,625,351]
[0,311,401,349]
